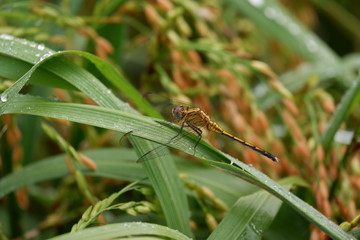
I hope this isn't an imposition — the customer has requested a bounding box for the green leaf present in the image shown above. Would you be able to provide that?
[0,55,76,90]
[0,148,255,206]
[0,148,138,199]
[204,159,354,240]
[321,76,360,153]
[265,203,310,240]
[225,0,339,63]
[208,187,287,240]
[48,222,191,240]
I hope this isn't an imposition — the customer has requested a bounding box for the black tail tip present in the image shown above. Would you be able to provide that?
[273,156,280,162]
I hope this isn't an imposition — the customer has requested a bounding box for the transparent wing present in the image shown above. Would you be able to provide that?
[136,128,200,163]
[143,93,195,122]
[137,143,169,163]
[121,120,201,163]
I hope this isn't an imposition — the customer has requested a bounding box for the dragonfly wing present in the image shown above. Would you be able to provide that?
[137,127,200,162]
[137,144,170,163]
[121,117,202,163]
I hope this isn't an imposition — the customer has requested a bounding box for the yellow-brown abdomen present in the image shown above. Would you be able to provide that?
[206,121,224,134]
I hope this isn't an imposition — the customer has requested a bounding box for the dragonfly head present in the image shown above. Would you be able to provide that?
[172,105,184,120]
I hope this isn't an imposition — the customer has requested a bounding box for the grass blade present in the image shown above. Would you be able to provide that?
[49,222,191,240]
[321,76,360,153]
[225,0,338,63]
[208,188,287,240]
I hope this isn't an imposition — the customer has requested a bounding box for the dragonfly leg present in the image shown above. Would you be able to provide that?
[189,125,202,156]
[119,130,134,145]
[138,121,193,163]
[169,120,186,142]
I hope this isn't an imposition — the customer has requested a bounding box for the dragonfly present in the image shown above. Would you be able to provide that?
[170,105,280,162]
[129,98,280,163]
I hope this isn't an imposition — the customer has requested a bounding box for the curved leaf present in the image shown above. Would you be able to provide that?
[225,0,338,63]
[0,148,256,207]
[49,222,191,240]
[321,76,360,153]
[208,187,287,240]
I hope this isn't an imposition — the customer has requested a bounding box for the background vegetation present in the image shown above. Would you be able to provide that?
[0,0,359,239]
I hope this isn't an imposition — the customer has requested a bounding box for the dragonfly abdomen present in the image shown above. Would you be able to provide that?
[206,121,223,133]
[221,131,280,162]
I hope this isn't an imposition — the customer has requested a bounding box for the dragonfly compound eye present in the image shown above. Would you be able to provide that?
[172,105,183,120]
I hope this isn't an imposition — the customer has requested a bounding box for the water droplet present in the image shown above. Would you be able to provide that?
[0,34,14,41]
[39,51,55,62]
[254,83,268,98]
[19,39,25,44]
[264,7,277,19]
[247,0,264,7]
[37,44,45,50]
[306,39,318,52]
[289,23,301,35]
[250,222,263,236]
[322,66,338,78]
[29,42,37,48]
[335,130,354,145]
[1,93,8,102]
